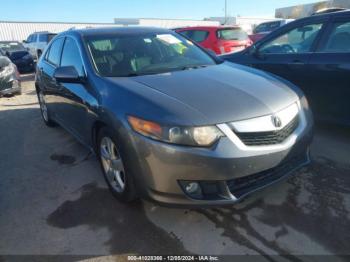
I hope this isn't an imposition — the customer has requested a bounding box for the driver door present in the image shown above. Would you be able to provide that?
[251,19,328,89]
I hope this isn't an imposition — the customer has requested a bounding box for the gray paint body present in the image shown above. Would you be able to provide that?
[36,27,313,206]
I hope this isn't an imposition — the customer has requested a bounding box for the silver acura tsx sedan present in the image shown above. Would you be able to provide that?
[35,27,313,206]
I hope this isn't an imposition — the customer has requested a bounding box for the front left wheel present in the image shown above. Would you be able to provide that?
[37,90,56,127]
[97,127,138,203]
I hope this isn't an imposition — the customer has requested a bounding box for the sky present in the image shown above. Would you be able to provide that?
[2,0,320,23]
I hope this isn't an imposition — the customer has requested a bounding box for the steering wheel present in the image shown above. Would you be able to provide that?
[281,44,295,53]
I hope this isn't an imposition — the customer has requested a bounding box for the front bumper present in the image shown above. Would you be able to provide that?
[0,80,21,96]
[124,104,313,207]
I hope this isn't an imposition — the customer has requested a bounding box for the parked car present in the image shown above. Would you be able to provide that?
[23,31,57,60]
[223,10,350,126]
[0,41,35,73]
[35,27,313,206]
[175,26,253,55]
[0,56,21,96]
[250,20,294,43]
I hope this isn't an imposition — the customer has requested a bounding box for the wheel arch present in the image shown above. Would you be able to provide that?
[91,120,107,153]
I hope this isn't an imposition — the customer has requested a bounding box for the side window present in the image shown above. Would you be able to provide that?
[268,21,282,31]
[38,34,48,43]
[319,21,350,53]
[259,23,323,54]
[46,37,64,66]
[179,30,209,43]
[32,34,38,43]
[61,37,84,76]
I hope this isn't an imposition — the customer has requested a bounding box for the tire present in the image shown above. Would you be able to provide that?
[97,127,138,203]
[37,50,42,59]
[37,90,57,127]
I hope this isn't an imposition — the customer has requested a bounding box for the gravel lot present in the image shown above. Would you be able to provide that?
[0,75,350,260]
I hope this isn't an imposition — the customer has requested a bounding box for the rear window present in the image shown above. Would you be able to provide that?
[217,28,248,41]
[179,30,209,43]
[48,34,57,43]
[46,37,64,66]
[254,21,281,34]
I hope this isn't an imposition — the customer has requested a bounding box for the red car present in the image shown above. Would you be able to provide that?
[176,26,253,55]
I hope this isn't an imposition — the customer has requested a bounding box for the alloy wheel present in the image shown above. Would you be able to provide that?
[100,136,126,193]
[38,92,48,122]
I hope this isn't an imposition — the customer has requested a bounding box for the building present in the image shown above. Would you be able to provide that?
[205,16,279,34]
[0,21,120,41]
[276,0,350,19]
[114,18,219,28]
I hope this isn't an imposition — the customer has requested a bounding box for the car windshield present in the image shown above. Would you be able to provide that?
[0,42,26,52]
[86,33,216,77]
[217,28,248,41]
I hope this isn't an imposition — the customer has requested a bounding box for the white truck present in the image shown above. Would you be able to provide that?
[23,32,57,60]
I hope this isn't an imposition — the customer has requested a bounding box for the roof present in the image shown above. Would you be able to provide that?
[288,9,350,23]
[312,8,350,16]
[174,25,242,30]
[66,26,172,37]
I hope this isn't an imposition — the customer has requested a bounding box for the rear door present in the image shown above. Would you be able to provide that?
[39,37,65,118]
[251,17,329,89]
[307,15,350,125]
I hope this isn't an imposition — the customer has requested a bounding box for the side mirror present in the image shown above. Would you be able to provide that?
[249,45,265,60]
[54,66,84,83]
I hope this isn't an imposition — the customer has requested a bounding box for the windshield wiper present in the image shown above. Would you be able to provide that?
[180,65,209,71]
[119,71,163,77]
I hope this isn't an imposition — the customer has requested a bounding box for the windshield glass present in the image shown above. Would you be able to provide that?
[86,33,216,77]
[217,28,248,41]
[0,42,26,52]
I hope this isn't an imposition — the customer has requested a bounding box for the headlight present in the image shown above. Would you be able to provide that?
[1,64,15,76]
[128,116,224,147]
[300,95,309,110]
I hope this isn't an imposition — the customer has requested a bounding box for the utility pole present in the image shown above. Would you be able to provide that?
[224,0,228,25]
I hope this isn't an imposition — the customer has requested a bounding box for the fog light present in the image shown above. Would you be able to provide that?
[180,181,203,199]
[185,182,199,194]
[12,80,20,88]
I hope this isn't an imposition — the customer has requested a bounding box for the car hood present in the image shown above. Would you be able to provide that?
[129,62,299,124]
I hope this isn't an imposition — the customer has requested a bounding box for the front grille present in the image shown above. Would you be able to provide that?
[235,116,299,146]
[0,80,13,91]
[227,153,308,199]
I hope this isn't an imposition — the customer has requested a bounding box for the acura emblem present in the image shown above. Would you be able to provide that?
[272,116,282,128]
